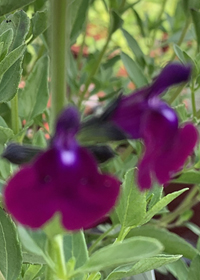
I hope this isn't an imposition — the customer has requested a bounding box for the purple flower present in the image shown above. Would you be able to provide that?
[4,107,120,231]
[111,63,198,190]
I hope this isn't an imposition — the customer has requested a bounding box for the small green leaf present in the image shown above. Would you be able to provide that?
[106,254,182,280]
[172,170,200,184]
[0,29,13,61]
[31,9,49,42]
[0,44,26,78]
[128,225,198,260]
[0,58,23,102]
[122,28,145,67]
[22,251,46,265]
[64,231,88,280]
[70,0,90,44]
[0,208,22,280]
[116,168,146,228]
[190,9,200,50]
[17,226,47,258]
[121,52,148,87]
[110,11,123,34]
[0,11,30,51]
[141,188,188,224]
[18,55,49,120]
[0,126,14,144]
[23,264,42,280]
[166,259,189,280]
[78,237,163,273]
[0,0,35,16]
[187,254,200,280]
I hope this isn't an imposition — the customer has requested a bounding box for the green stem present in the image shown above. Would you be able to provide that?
[50,0,70,132]
[148,0,167,54]
[159,186,199,226]
[119,0,126,11]
[191,79,196,118]
[77,31,112,108]
[170,18,191,61]
[45,235,67,280]
[11,94,19,136]
[115,226,131,243]
[89,225,117,255]
[77,16,88,70]
[168,84,185,105]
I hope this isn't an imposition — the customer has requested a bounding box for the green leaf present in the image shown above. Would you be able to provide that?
[22,251,46,265]
[0,0,36,16]
[116,168,146,228]
[17,226,47,258]
[122,28,145,67]
[190,9,200,50]
[23,264,42,280]
[121,52,148,87]
[0,11,30,102]
[141,188,188,224]
[166,259,189,280]
[0,44,26,78]
[0,126,14,144]
[110,11,123,34]
[172,170,200,184]
[128,225,198,260]
[77,237,163,273]
[106,254,181,280]
[18,55,49,120]
[30,9,49,42]
[0,29,13,61]
[0,58,23,102]
[70,0,90,44]
[0,208,22,280]
[0,11,30,51]
[64,231,88,280]
[187,254,200,280]
[147,185,163,210]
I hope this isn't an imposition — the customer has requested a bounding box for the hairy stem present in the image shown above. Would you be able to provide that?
[50,0,70,132]
[11,94,19,136]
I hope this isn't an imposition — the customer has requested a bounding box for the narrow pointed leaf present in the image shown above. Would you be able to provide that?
[106,254,181,280]
[141,188,188,224]
[0,0,36,16]
[0,45,26,78]
[0,208,22,280]
[128,225,198,260]
[78,237,163,273]
[18,55,49,120]
[116,168,146,228]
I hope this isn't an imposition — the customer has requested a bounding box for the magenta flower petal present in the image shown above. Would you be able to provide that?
[4,166,56,228]
[154,123,199,184]
[149,63,191,97]
[4,107,120,230]
[112,63,190,139]
[110,63,198,189]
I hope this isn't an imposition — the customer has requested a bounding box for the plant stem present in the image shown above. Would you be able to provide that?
[170,18,191,61]
[191,79,196,118]
[11,94,19,136]
[148,0,167,54]
[50,0,70,132]
[77,31,112,108]
[89,225,117,255]
[159,186,200,226]
[168,84,185,105]
[77,16,88,70]
[45,235,67,280]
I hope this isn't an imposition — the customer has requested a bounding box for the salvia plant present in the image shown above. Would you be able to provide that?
[1,0,200,280]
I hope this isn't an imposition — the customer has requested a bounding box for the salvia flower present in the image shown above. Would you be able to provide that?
[111,63,198,190]
[4,107,120,231]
